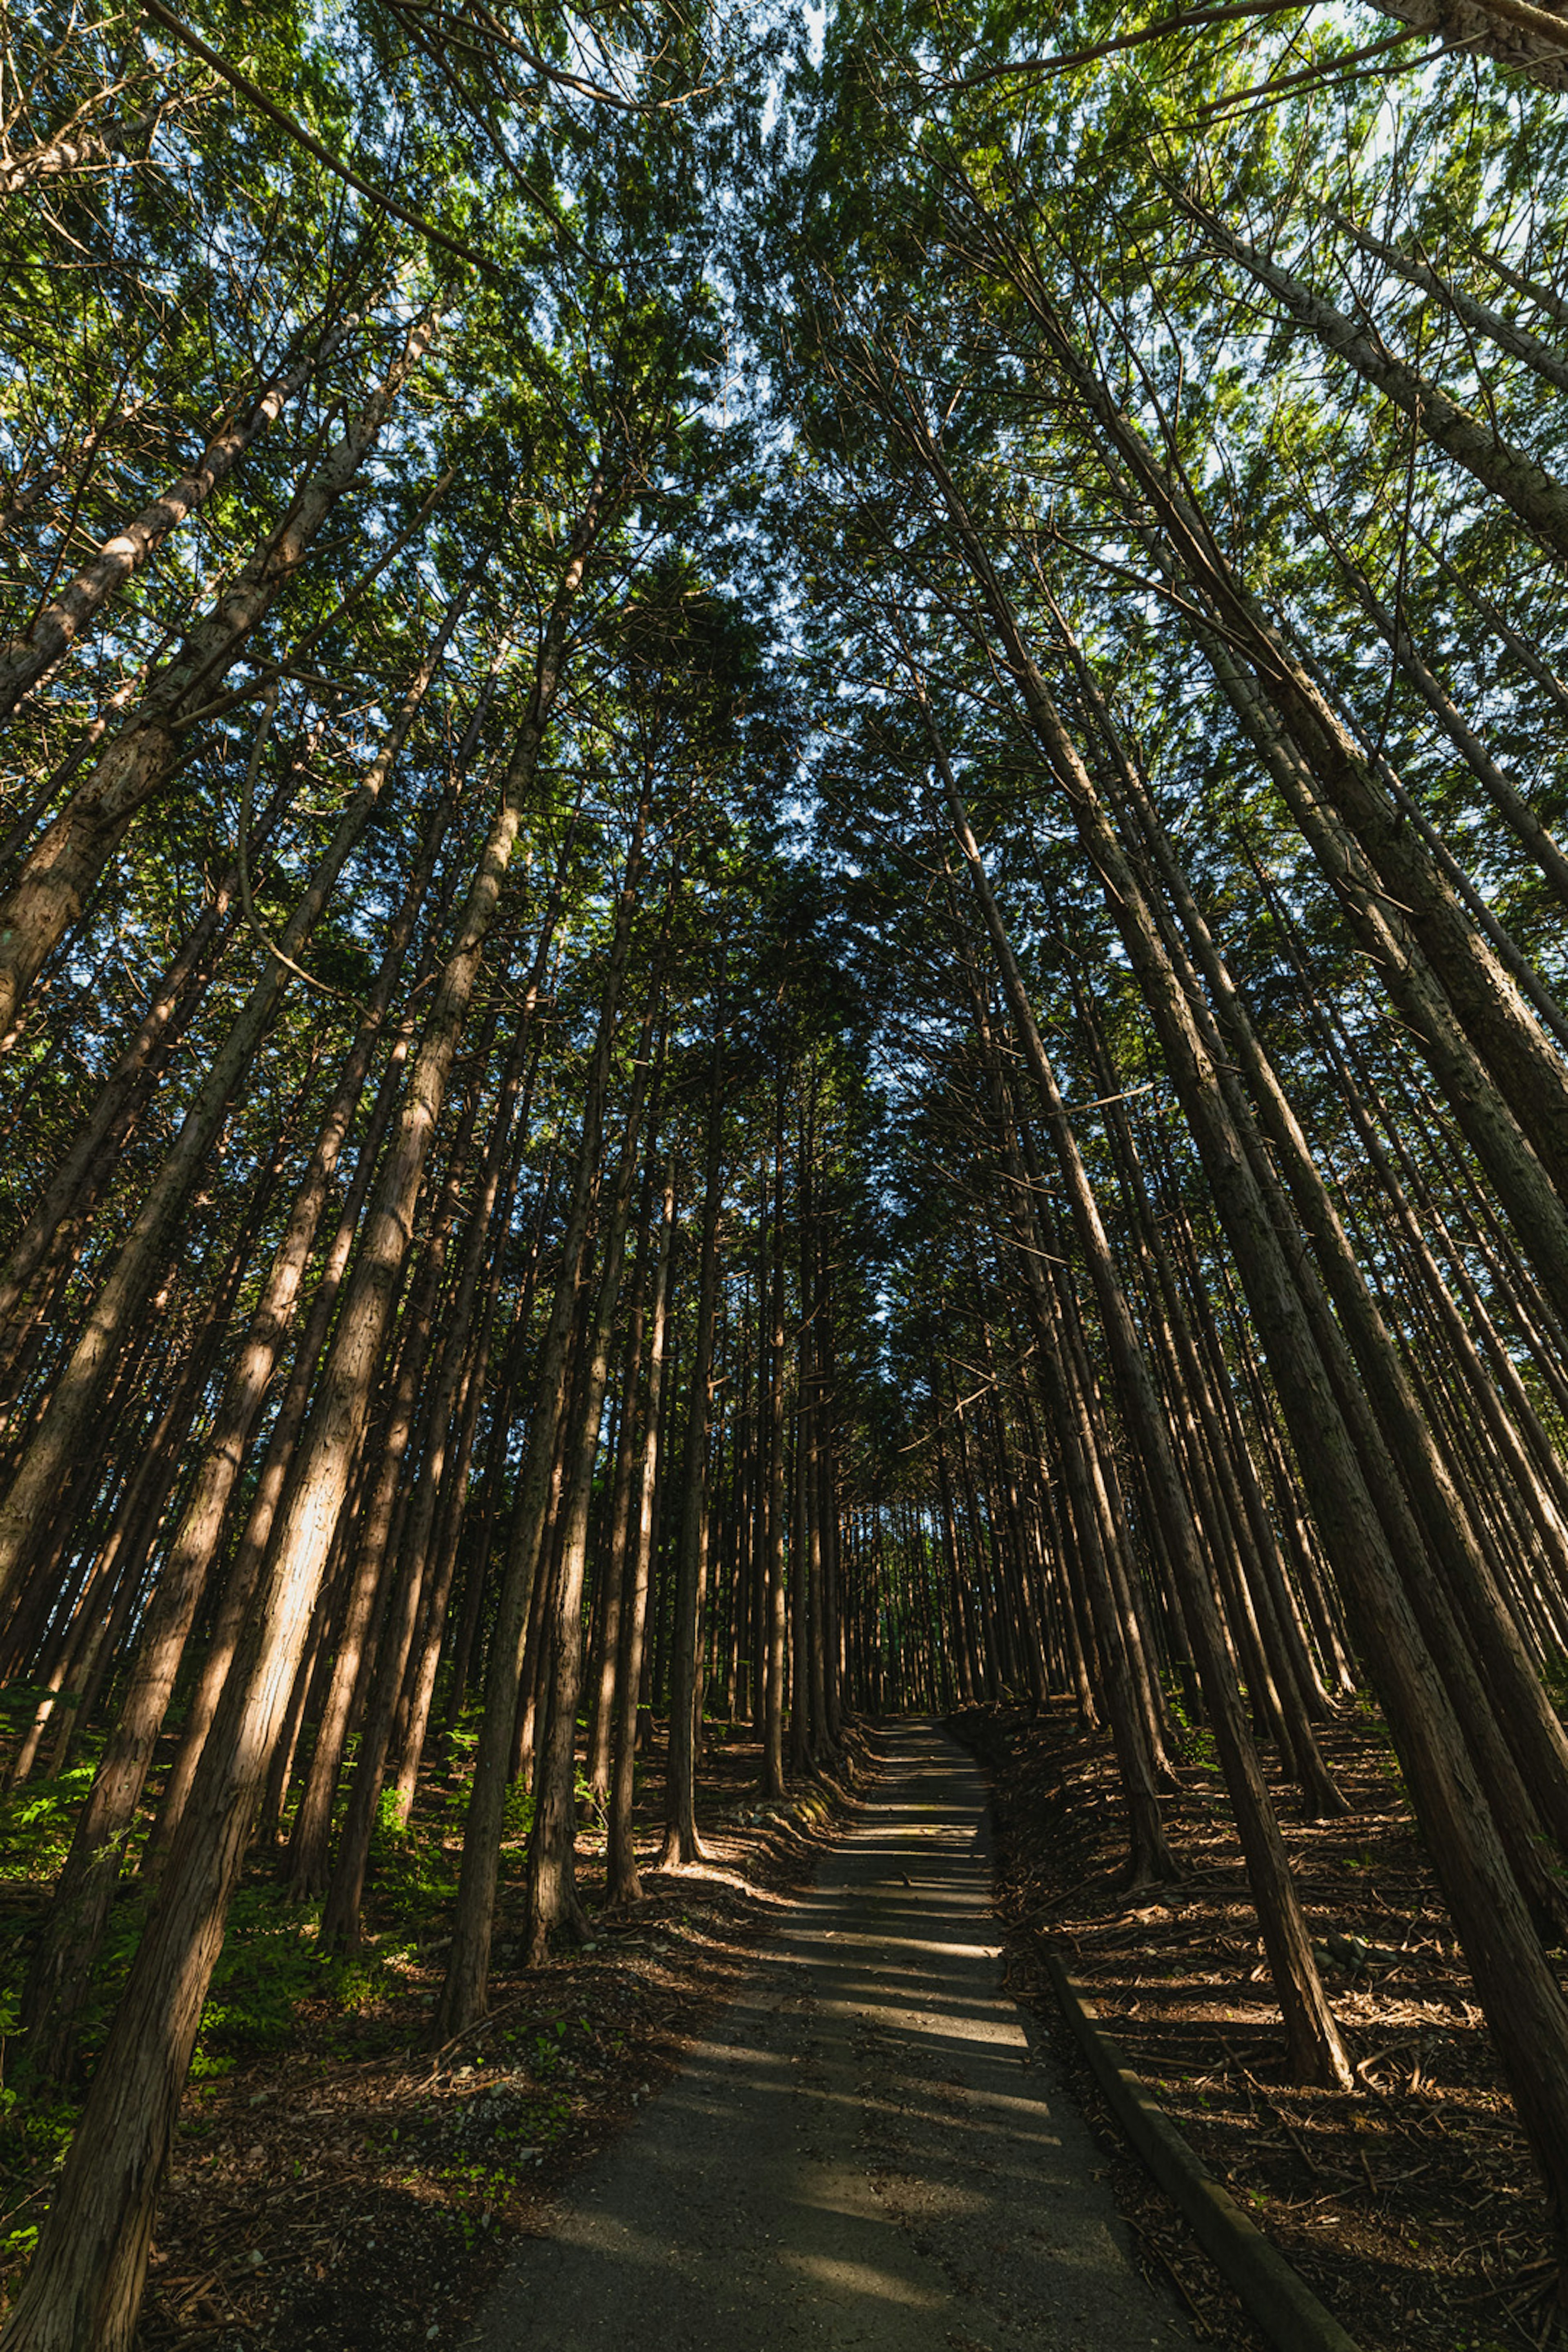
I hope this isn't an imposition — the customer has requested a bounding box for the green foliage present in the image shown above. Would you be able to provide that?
[0,1765,102,1882]
[194,1891,331,2067]
[0,2085,74,2268]
[6,0,1568,2327]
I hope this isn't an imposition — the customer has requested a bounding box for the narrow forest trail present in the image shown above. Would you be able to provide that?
[469,1721,1197,2352]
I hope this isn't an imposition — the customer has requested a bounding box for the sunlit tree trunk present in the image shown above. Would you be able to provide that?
[0,574,466,1624]
[0,311,437,1048]
[0,491,599,2352]
[435,760,641,2031]
[0,319,353,721]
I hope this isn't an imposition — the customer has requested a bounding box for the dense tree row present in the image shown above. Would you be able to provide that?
[6,0,1568,2340]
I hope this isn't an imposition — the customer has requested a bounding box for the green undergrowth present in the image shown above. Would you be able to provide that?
[0,1697,849,2274]
[0,1698,561,2136]
[0,1757,103,1884]
[0,1739,487,2278]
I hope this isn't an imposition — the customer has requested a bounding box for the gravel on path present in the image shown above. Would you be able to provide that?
[468,1718,1200,2352]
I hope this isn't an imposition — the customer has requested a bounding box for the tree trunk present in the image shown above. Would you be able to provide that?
[0,321,351,721]
[659,1001,726,1866]
[0,573,468,1623]
[760,1094,791,1803]
[524,1009,657,1956]
[911,669,1351,2091]
[0,311,437,1048]
[434,745,641,2035]
[1182,196,1568,564]
[606,1163,675,1907]
[0,488,601,2352]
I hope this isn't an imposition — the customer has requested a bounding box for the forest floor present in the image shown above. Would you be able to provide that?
[465,1714,1197,2352]
[0,1723,873,2350]
[7,1702,1556,2350]
[952,1698,1561,2352]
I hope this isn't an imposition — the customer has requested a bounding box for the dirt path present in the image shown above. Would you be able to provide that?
[468,1719,1198,2351]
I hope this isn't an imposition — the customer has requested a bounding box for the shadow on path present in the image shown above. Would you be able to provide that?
[468,1718,1199,2351]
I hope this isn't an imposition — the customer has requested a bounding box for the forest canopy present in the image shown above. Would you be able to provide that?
[5,0,1568,2340]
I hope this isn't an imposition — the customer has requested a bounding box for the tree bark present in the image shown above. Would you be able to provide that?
[0,578,465,1623]
[606,1163,675,1907]
[909,665,1351,2091]
[524,1000,657,1956]
[0,322,352,721]
[434,735,641,2034]
[0,310,437,1047]
[0,485,600,2352]
[660,1015,725,1867]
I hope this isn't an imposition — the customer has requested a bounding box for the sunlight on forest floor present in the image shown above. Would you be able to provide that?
[0,1724,871,2349]
[959,1701,1552,2352]
[470,1719,1194,2352]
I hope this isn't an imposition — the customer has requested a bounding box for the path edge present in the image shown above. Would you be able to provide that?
[1043,1953,1364,2352]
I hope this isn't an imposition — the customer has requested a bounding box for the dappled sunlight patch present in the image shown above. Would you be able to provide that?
[2,1720,871,2349]
[957,1699,1556,2352]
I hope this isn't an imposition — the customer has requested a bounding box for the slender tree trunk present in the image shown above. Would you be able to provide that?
[0,757,302,1394]
[313,1176,465,1947]
[434,748,641,2036]
[0,488,601,2352]
[607,1164,675,1907]
[0,322,352,720]
[1323,204,1568,394]
[586,1134,660,1809]
[761,1089,790,1802]
[0,578,467,1623]
[0,311,437,1048]
[915,684,1351,2090]
[525,1014,657,1955]
[659,997,725,1866]
[1182,198,1568,564]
